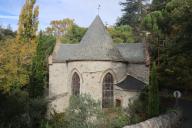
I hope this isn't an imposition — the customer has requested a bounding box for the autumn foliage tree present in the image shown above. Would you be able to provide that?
[46,19,74,41]
[16,0,39,63]
[0,0,39,92]
[17,0,39,43]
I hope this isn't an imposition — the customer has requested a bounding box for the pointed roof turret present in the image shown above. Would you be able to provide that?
[80,15,113,46]
[79,15,124,61]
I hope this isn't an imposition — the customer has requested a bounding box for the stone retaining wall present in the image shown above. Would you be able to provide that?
[123,111,182,128]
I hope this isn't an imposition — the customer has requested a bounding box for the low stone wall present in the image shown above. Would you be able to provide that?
[123,111,182,128]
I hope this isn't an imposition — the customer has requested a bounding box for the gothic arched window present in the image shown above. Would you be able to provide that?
[102,73,114,108]
[72,72,80,96]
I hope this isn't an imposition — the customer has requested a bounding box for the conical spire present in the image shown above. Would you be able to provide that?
[79,15,124,61]
[80,15,113,47]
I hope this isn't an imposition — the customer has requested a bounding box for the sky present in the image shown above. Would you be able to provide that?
[0,0,124,30]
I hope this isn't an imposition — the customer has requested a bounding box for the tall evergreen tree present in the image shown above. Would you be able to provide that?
[148,0,167,13]
[152,0,166,5]
[117,0,149,40]
[143,0,192,90]
[117,0,148,27]
[148,62,159,117]
[29,33,55,97]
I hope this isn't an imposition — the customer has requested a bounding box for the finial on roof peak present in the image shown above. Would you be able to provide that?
[97,4,101,15]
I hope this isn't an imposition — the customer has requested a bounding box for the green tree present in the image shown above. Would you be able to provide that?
[62,25,86,43]
[108,25,135,43]
[158,0,192,90]
[117,0,149,41]
[29,33,56,97]
[143,0,192,90]
[0,25,16,41]
[151,0,167,10]
[117,0,149,35]
[148,62,159,117]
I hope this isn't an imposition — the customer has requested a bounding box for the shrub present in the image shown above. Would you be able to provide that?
[0,89,48,128]
[46,94,130,128]
[109,108,129,128]
[47,94,103,128]
[124,91,149,125]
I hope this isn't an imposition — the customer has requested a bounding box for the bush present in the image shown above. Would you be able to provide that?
[125,92,148,125]
[108,108,129,128]
[0,89,48,128]
[47,94,103,128]
[46,94,130,128]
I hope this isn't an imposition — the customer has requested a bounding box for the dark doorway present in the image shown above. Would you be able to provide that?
[116,99,121,107]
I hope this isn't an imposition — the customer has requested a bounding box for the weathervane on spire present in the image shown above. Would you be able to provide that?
[97,4,101,15]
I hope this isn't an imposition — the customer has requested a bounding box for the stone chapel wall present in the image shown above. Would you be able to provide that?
[67,61,127,101]
[49,63,69,113]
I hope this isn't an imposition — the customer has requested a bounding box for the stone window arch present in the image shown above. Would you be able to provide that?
[102,73,114,108]
[72,72,80,96]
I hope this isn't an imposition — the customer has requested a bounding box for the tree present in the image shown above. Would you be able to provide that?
[29,33,56,97]
[151,0,167,10]
[0,0,39,92]
[17,0,39,43]
[16,0,39,65]
[143,0,192,90]
[45,18,74,40]
[158,0,192,90]
[0,39,29,92]
[148,62,159,117]
[117,0,148,31]
[62,25,86,44]
[0,25,16,41]
[108,25,135,43]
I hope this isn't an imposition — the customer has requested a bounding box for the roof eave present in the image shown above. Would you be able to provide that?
[52,59,128,63]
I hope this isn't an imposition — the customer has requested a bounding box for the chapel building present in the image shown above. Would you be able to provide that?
[48,16,149,113]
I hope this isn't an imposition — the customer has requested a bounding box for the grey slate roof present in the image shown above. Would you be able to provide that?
[116,43,145,63]
[117,75,145,91]
[52,16,145,63]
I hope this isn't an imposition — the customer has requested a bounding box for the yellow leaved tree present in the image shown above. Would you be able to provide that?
[0,0,39,92]
[45,18,74,40]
